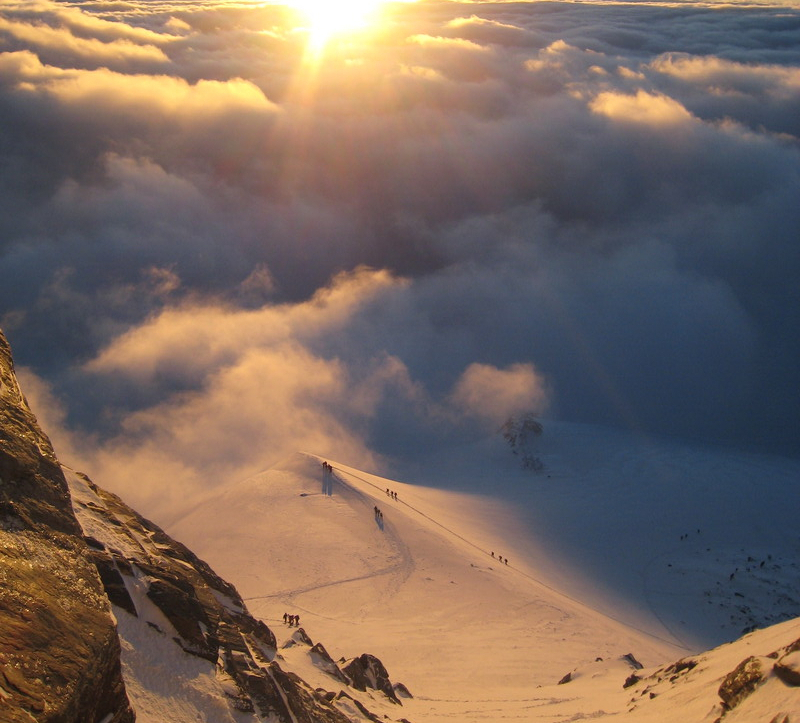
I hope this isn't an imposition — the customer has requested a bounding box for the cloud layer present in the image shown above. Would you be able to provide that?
[2,0,799,518]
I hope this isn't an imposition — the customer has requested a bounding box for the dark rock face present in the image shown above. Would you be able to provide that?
[500,414,544,471]
[90,550,139,617]
[622,653,644,670]
[342,653,402,704]
[310,642,350,683]
[0,330,134,723]
[393,681,413,699]
[268,662,353,723]
[623,673,641,689]
[718,655,765,711]
[773,650,800,686]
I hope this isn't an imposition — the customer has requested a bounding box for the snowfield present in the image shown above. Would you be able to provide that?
[166,422,800,721]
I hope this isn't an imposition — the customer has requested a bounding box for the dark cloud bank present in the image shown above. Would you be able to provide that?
[1,0,799,515]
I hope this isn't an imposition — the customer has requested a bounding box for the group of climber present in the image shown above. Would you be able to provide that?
[491,551,510,566]
[385,488,398,500]
[283,612,301,627]
[321,461,333,473]
[374,505,384,521]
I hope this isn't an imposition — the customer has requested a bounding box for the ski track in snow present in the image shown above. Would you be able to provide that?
[316,459,690,652]
[243,460,415,623]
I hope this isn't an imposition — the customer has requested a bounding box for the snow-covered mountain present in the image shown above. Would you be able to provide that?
[168,448,800,721]
[2,325,799,722]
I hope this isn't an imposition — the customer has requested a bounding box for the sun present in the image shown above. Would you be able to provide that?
[289,0,384,51]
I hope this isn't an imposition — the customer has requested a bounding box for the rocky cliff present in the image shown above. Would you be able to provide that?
[0,330,134,723]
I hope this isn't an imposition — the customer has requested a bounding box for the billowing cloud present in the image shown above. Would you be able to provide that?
[450,363,549,427]
[590,89,694,126]
[2,0,800,521]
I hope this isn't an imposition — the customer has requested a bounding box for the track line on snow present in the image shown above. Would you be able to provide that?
[244,462,414,608]
[328,460,691,652]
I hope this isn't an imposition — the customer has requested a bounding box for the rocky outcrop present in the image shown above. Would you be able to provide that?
[718,655,766,713]
[500,414,544,471]
[0,330,134,723]
[342,653,403,704]
[393,681,413,699]
[310,641,350,683]
[773,650,800,686]
[268,661,352,723]
[714,634,800,719]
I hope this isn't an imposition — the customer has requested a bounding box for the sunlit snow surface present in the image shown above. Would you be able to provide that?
[168,422,800,721]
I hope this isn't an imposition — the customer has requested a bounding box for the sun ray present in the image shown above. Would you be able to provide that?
[288,0,386,53]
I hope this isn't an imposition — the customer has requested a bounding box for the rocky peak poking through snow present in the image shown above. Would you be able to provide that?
[500,413,544,471]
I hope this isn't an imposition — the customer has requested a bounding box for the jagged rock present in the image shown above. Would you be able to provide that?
[351,697,382,722]
[718,655,766,711]
[311,641,350,682]
[394,681,413,698]
[557,672,572,684]
[663,657,697,681]
[283,627,314,647]
[333,690,384,723]
[623,673,641,688]
[269,661,353,722]
[342,653,401,703]
[146,575,219,661]
[0,329,134,723]
[89,551,138,617]
[316,687,337,703]
[773,650,800,686]
[785,636,800,655]
[622,652,644,670]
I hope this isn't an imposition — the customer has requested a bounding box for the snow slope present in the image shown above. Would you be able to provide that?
[167,422,800,720]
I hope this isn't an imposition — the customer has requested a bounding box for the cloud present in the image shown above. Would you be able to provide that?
[590,89,694,126]
[0,14,171,71]
[2,0,800,522]
[450,362,549,427]
[2,51,276,120]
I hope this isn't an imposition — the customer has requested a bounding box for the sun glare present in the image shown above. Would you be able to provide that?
[289,0,385,51]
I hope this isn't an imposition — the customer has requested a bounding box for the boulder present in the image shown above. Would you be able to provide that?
[622,653,644,670]
[718,655,766,711]
[773,650,800,686]
[394,681,413,698]
[342,653,401,703]
[623,673,641,689]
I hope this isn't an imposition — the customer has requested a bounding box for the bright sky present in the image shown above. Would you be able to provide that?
[288,0,391,51]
